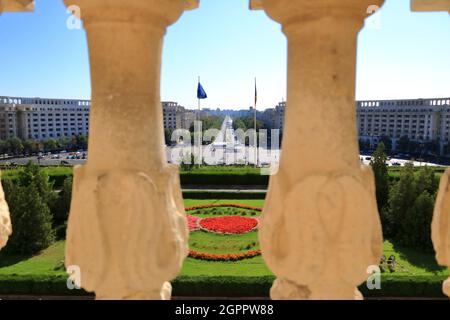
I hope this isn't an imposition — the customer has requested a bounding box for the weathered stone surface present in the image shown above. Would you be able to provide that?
[411,0,450,12]
[0,0,34,12]
[0,0,34,251]
[412,0,450,300]
[431,169,450,297]
[253,0,384,299]
[63,0,196,300]
[0,176,11,250]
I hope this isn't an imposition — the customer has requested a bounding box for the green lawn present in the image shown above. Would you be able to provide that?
[0,198,448,296]
[4,165,446,187]
[184,199,265,208]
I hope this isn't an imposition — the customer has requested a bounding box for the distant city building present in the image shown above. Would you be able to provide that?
[0,96,90,140]
[0,96,287,141]
[260,101,286,131]
[201,107,253,119]
[357,97,450,155]
[162,101,195,131]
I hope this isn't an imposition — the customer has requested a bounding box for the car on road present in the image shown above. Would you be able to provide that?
[391,162,401,166]
[60,160,70,165]
[365,156,371,160]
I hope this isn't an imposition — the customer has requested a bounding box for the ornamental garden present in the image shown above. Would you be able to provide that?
[0,161,449,298]
[186,204,261,262]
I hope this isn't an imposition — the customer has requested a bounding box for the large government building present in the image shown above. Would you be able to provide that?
[357,97,450,155]
[162,101,195,131]
[0,96,90,140]
[0,96,196,141]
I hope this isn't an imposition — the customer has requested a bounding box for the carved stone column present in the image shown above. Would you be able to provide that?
[251,0,384,299]
[0,0,34,12]
[412,0,450,299]
[411,0,450,12]
[63,0,198,300]
[0,0,34,250]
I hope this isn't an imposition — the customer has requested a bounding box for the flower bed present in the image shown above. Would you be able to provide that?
[188,249,261,261]
[185,204,262,212]
[199,216,258,234]
[186,215,199,231]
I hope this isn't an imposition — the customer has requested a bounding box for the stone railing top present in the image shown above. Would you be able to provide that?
[184,0,199,10]
[249,0,263,10]
[248,0,385,26]
[411,0,450,12]
[65,0,199,27]
[0,0,34,12]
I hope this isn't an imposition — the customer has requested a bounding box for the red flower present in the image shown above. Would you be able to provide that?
[199,216,258,234]
[185,204,262,212]
[188,249,261,261]
[186,215,199,231]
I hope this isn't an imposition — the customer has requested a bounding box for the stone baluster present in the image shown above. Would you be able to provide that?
[0,0,34,250]
[411,0,450,298]
[63,0,198,300]
[411,0,450,12]
[251,0,384,299]
[0,0,33,12]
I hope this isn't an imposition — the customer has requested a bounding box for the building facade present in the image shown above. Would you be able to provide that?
[162,101,195,131]
[260,101,286,131]
[357,97,450,154]
[0,97,197,141]
[0,96,90,140]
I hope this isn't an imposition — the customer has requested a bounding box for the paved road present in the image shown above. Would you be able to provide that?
[1,150,445,168]
[0,152,86,166]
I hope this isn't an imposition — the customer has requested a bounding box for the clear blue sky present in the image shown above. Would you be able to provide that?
[0,0,448,110]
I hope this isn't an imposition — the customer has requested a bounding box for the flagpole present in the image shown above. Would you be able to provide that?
[254,77,257,168]
[198,76,200,122]
[197,76,201,167]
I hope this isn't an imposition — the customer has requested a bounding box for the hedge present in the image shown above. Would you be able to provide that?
[3,166,444,188]
[0,274,447,298]
[182,191,266,199]
[180,173,268,186]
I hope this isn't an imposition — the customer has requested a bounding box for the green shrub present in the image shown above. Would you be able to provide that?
[3,162,55,255]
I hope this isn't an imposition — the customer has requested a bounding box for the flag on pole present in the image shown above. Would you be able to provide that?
[197,81,207,99]
[254,79,257,106]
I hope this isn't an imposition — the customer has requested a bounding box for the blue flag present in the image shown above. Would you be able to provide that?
[197,82,207,99]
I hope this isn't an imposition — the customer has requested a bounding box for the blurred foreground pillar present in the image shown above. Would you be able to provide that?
[251,0,384,299]
[0,0,34,250]
[412,0,450,299]
[63,0,198,300]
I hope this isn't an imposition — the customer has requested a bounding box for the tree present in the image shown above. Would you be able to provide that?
[164,128,174,145]
[43,139,58,152]
[359,139,370,152]
[233,118,247,131]
[3,164,55,255]
[370,142,390,235]
[387,163,438,252]
[58,136,71,150]
[6,137,24,155]
[397,136,410,153]
[388,162,416,239]
[22,139,39,155]
[379,136,392,152]
[416,165,438,196]
[53,176,73,227]
[17,162,57,207]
